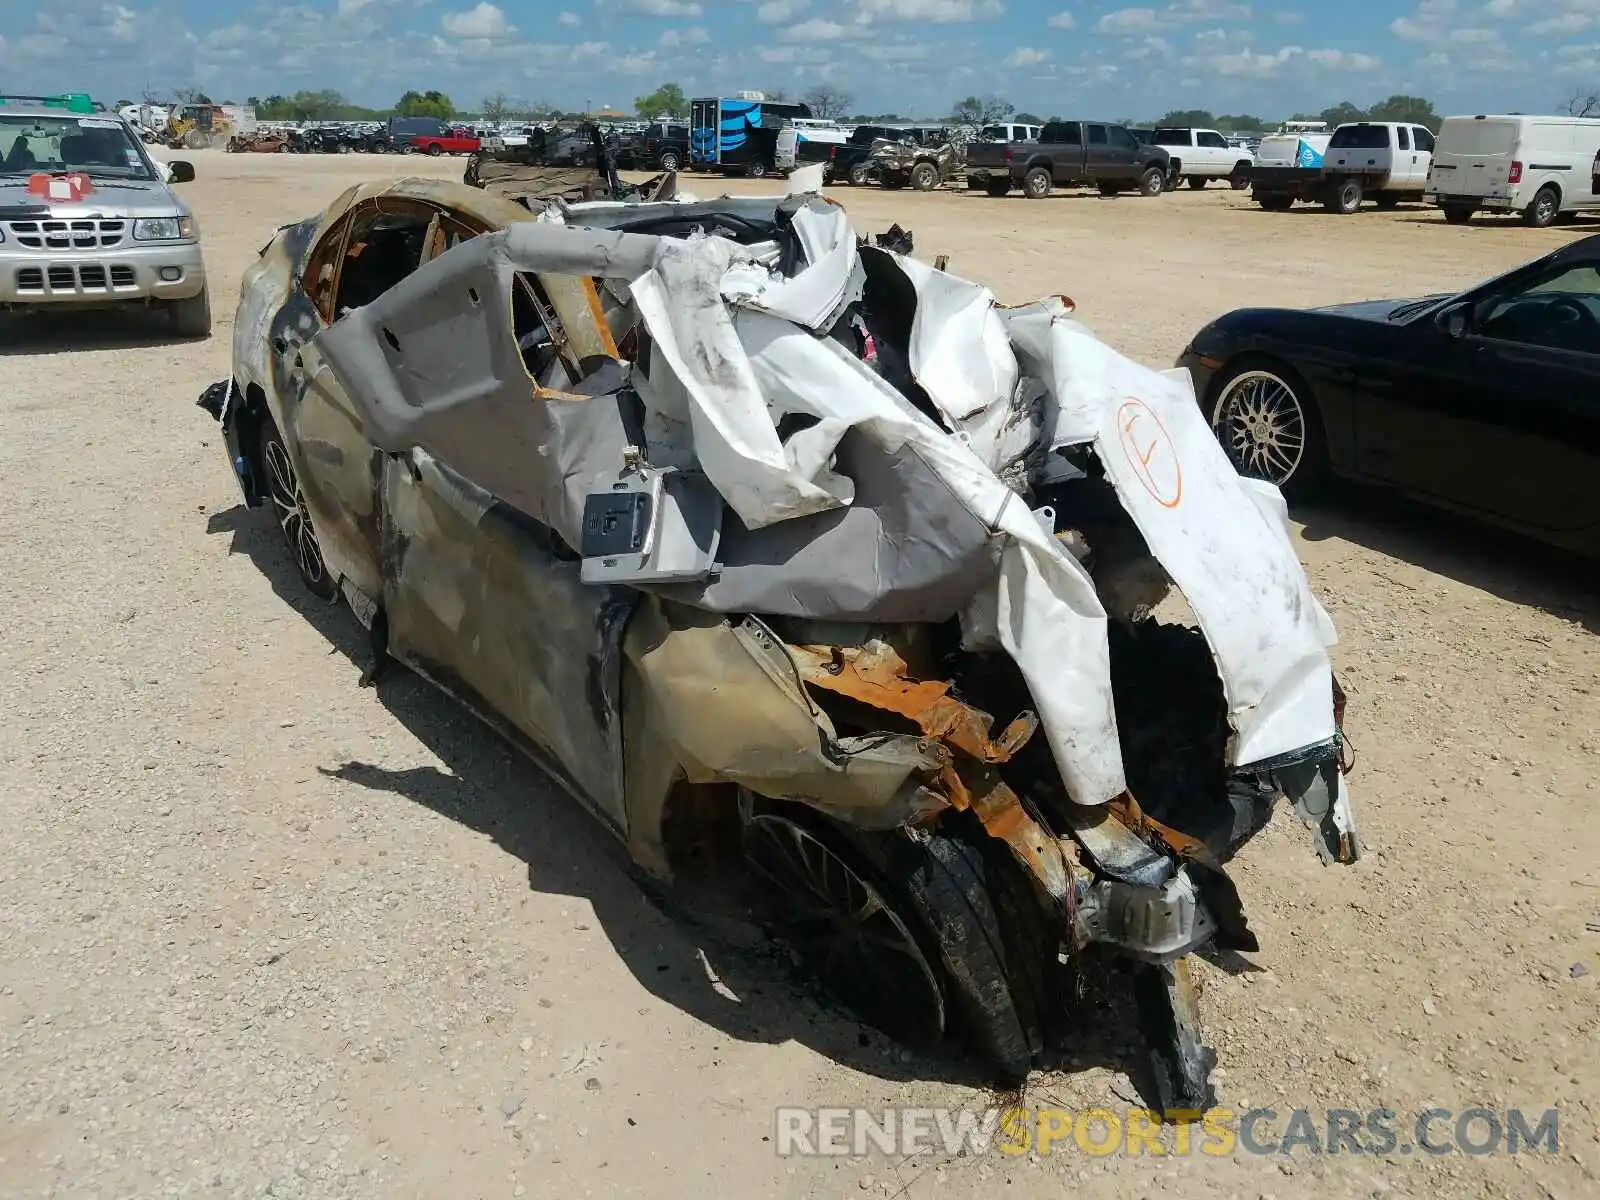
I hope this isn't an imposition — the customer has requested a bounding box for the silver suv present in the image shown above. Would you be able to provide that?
[1,98,209,336]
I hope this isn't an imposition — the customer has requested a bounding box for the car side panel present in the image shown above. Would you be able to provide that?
[379,449,632,828]
[267,288,388,599]
[1353,332,1600,534]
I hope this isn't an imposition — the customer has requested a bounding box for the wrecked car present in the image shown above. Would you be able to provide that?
[870,134,962,192]
[198,173,1360,1109]
[464,127,680,210]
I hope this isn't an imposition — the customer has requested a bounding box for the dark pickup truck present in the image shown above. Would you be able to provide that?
[629,120,690,171]
[964,121,1170,198]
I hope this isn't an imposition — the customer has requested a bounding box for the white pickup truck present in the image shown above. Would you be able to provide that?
[1151,127,1255,189]
[1247,120,1435,213]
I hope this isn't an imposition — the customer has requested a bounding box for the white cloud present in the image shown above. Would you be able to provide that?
[623,0,704,15]
[659,25,710,44]
[1305,47,1382,69]
[614,51,659,72]
[1481,0,1515,14]
[105,3,138,41]
[859,40,935,60]
[1169,0,1251,18]
[1528,13,1593,34]
[758,43,831,62]
[855,0,1005,24]
[441,3,513,37]
[1098,7,1163,33]
[1274,9,1305,22]
[338,0,377,15]
[1389,0,1459,42]
[1047,11,1075,27]
[1183,42,1304,76]
[1005,46,1051,66]
[1124,34,1175,60]
[1096,1,1247,35]
[758,0,810,21]
[557,10,581,25]
[783,17,849,38]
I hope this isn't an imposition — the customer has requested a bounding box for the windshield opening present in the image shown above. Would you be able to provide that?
[0,114,155,180]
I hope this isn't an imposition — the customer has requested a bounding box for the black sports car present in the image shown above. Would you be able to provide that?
[1178,235,1600,558]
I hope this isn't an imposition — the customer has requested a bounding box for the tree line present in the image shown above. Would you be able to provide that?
[138,83,1535,134]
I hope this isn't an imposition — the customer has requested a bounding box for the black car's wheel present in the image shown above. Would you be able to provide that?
[744,809,947,1050]
[1230,164,1251,190]
[746,161,768,179]
[910,161,939,191]
[260,419,339,601]
[848,161,871,186]
[1257,194,1293,211]
[1374,191,1401,210]
[1523,185,1560,228]
[1442,204,1474,225]
[1186,175,1207,190]
[1139,166,1165,196]
[1022,166,1052,199]
[658,149,682,172]
[1326,177,1363,214]
[742,801,1054,1083]
[985,178,1012,197]
[426,143,443,157]
[1097,180,1124,196]
[1209,361,1328,499]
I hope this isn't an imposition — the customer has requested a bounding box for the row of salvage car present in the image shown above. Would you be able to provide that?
[202,154,1590,1113]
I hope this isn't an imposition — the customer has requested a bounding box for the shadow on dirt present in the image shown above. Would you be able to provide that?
[1391,209,1596,228]
[205,500,1161,1101]
[0,309,205,354]
[1296,487,1600,634]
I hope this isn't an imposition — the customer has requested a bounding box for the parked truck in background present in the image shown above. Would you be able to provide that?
[1151,127,1254,189]
[826,125,948,185]
[1246,121,1434,213]
[1426,113,1600,227]
[388,116,480,156]
[638,120,690,172]
[963,120,1170,198]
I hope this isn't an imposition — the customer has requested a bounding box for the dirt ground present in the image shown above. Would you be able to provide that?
[2,151,1597,1200]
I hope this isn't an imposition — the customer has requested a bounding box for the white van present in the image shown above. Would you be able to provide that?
[1425,113,1600,227]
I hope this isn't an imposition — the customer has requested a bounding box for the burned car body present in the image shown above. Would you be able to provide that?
[199,174,1359,1107]
[869,135,962,192]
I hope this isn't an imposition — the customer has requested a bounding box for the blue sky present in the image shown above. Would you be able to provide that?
[0,0,1595,118]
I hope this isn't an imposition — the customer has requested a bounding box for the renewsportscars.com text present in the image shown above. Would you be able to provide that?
[774,1106,1560,1159]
